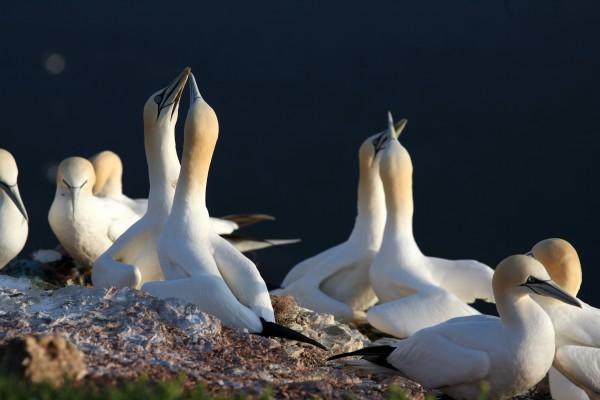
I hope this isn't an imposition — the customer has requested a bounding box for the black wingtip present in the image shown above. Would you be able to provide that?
[259,318,327,351]
[327,345,396,361]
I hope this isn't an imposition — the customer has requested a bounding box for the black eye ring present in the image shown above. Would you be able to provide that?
[526,276,536,284]
[154,94,163,105]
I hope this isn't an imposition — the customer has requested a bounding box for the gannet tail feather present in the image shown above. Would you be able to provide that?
[221,233,301,252]
[258,318,327,350]
[220,213,276,228]
[327,345,395,361]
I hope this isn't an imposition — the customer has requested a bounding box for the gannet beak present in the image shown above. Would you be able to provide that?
[0,182,28,222]
[525,278,581,308]
[69,187,80,219]
[525,251,534,257]
[158,67,191,120]
[386,112,408,140]
[189,73,203,104]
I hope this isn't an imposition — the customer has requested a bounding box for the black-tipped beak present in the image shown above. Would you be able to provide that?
[525,278,581,308]
[258,318,327,350]
[188,73,203,104]
[158,67,191,120]
[0,182,27,222]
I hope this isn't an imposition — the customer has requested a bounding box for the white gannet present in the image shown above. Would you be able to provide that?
[0,149,28,269]
[92,68,191,289]
[142,74,325,349]
[48,157,141,268]
[273,119,407,323]
[329,255,582,400]
[90,150,275,236]
[367,113,495,338]
[529,238,600,400]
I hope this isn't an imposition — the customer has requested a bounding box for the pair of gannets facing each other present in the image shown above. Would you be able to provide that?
[92,67,192,289]
[0,149,28,269]
[365,113,494,338]
[90,150,288,244]
[273,117,408,323]
[529,238,600,400]
[142,74,325,349]
[329,255,582,400]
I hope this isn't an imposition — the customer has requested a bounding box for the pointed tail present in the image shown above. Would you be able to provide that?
[327,345,395,361]
[258,318,327,350]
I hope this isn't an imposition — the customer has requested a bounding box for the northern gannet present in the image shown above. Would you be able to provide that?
[273,119,407,323]
[367,113,494,338]
[92,68,191,289]
[48,157,140,268]
[0,149,28,269]
[530,238,600,400]
[329,255,581,400]
[142,74,325,349]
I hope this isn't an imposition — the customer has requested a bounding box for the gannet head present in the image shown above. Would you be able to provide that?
[183,73,219,155]
[89,150,123,197]
[493,254,581,308]
[143,67,191,132]
[56,157,96,218]
[377,113,412,184]
[359,114,407,170]
[0,149,27,222]
[530,238,581,297]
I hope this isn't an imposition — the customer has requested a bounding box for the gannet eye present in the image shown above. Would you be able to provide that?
[526,276,536,284]
[154,94,163,105]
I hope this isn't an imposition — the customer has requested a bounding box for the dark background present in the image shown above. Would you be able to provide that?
[1,1,599,302]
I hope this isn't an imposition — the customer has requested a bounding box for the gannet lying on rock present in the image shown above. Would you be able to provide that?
[0,149,28,269]
[142,74,324,349]
[529,238,600,400]
[93,67,191,289]
[367,113,494,338]
[273,118,408,323]
[330,255,581,400]
[90,150,287,241]
[48,157,141,268]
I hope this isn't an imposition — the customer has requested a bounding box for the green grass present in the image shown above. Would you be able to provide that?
[0,376,430,400]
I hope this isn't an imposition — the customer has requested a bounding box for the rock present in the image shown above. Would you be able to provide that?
[0,334,86,386]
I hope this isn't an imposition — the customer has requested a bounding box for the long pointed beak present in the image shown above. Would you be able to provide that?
[189,73,203,104]
[0,182,28,222]
[386,112,408,140]
[159,67,191,120]
[527,279,581,308]
[69,187,80,219]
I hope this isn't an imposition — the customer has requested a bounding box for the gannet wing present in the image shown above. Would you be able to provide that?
[209,217,239,235]
[387,330,490,389]
[367,288,479,338]
[556,302,600,347]
[549,367,590,400]
[142,275,263,332]
[92,220,151,289]
[220,233,300,253]
[211,235,274,322]
[218,213,275,229]
[554,345,600,397]
[281,242,348,287]
[429,257,495,303]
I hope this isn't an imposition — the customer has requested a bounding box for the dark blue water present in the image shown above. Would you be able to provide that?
[1,1,599,302]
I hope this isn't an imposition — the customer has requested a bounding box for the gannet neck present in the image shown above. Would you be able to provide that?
[90,151,123,197]
[350,146,386,245]
[379,141,415,238]
[171,91,219,222]
[144,125,180,215]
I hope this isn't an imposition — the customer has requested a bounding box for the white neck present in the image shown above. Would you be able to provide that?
[348,166,386,248]
[145,125,180,217]
[497,292,552,331]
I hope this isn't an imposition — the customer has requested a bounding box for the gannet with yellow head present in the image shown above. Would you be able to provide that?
[142,74,324,349]
[0,149,28,269]
[48,157,140,267]
[273,119,407,322]
[529,238,600,400]
[330,255,581,400]
[92,68,190,289]
[366,112,495,338]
